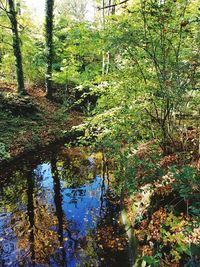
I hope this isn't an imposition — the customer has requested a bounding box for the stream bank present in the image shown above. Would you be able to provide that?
[117,142,200,267]
[0,87,83,165]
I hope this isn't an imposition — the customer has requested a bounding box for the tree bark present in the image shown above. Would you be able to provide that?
[45,0,54,99]
[8,0,25,95]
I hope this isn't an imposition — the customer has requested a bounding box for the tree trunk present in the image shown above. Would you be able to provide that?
[102,0,105,75]
[45,0,54,99]
[8,0,25,95]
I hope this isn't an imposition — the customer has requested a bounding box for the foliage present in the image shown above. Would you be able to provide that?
[136,209,200,266]
[91,0,200,154]
[0,142,10,160]
[171,165,200,217]
[0,2,45,85]
[53,18,102,86]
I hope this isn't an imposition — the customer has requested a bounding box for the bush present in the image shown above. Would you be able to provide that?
[0,142,10,160]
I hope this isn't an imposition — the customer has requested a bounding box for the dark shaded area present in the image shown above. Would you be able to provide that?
[0,93,39,116]
[26,171,36,266]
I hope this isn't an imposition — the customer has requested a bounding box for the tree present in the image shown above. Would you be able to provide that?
[45,0,54,99]
[53,18,102,85]
[0,0,25,95]
[56,0,88,21]
[94,0,199,154]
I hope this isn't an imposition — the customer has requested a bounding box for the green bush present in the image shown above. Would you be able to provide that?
[0,142,10,160]
[171,165,200,217]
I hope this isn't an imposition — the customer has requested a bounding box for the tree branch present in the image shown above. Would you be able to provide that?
[98,0,129,10]
[1,40,12,46]
[127,49,147,85]
[0,23,11,29]
[0,0,7,12]
[145,108,161,124]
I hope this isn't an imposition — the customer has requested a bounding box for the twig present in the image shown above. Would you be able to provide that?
[0,23,11,29]
[0,0,8,13]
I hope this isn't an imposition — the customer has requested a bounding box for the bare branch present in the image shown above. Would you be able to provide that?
[145,107,161,124]
[0,0,7,11]
[98,0,129,10]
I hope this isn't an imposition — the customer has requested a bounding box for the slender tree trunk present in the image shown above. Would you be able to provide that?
[112,0,116,14]
[8,0,25,95]
[45,0,54,99]
[102,0,105,75]
[102,0,113,76]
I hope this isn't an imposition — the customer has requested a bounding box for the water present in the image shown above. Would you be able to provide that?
[0,146,129,267]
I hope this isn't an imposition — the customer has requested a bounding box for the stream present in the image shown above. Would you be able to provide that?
[0,145,130,267]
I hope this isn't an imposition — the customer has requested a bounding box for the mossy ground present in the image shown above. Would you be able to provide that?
[0,84,83,162]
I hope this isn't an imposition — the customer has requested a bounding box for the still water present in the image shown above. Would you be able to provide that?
[0,146,129,267]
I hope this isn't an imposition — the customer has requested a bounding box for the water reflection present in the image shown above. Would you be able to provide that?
[26,171,35,265]
[0,147,129,266]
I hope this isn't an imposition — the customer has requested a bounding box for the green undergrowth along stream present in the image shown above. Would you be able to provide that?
[73,109,199,266]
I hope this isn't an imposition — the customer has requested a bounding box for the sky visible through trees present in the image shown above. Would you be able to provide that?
[23,0,96,21]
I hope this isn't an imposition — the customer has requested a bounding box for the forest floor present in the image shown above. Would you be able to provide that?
[0,83,83,163]
[121,141,200,266]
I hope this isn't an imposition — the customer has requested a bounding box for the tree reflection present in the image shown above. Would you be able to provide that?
[26,171,35,266]
[0,147,129,266]
[10,169,61,265]
[60,150,93,188]
[51,156,66,266]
